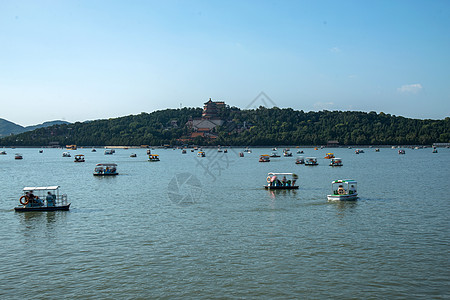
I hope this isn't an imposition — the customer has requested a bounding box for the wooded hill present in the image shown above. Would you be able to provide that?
[0,107,448,146]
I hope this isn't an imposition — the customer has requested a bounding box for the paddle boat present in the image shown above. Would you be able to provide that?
[148,154,160,161]
[181,149,186,154]
[305,157,318,166]
[244,147,252,153]
[39,149,43,153]
[239,152,244,157]
[375,148,380,152]
[270,152,280,158]
[104,149,115,155]
[74,154,85,162]
[283,150,293,157]
[398,149,405,154]
[432,147,438,153]
[15,153,23,160]
[329,158,343,166]
[14,186,70,212]
[297,150,304,154]
[264,173,299,190]
[62,152,71,157]
[197,151,205,157]
[0,150,6,155]
[295,156,305,164]
[327,180,358,201]
[324,153,335,159]
[224,149,228,153]
[259,154,270,162]
[94,163,118,176]
[130,153,137,157]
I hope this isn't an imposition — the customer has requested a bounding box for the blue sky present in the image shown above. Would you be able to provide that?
[1,0,449,126]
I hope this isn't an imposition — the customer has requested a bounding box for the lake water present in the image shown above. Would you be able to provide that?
[0,147,449,299]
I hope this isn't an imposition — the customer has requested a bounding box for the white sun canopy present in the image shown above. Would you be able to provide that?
[23,186,60,191]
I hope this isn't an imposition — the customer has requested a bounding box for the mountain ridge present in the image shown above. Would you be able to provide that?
[0,118,70,137]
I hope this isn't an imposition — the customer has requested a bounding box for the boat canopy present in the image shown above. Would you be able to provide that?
[23,186,60,191]
[95,163,117,167]
[268,172,297,176]
[260,154,270,156]
[331,179,356,184]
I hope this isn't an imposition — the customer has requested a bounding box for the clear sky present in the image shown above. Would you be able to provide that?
[1,0,449,126]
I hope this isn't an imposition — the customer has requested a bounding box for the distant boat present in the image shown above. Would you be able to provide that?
[15,153,23,160]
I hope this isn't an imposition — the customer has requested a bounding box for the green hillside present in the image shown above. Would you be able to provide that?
[0,107,448,146]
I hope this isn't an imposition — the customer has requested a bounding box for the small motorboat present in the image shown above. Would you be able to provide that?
[0,150,6,155]
[224,149,228,153]
[14,186,70,212]
[181,149,187,154]
[432,148,438,153]
[297,150,304,154]
[324,153,335,159]
[148,154,160,161]
[15,153,23,160]
[264,173,299,190]
[259,154,270,162]
[270,152,280,158]
[375,148,380,152]
[197,151,205,157]
[305,157,318,166]
[130,153,137,157]
[94,163,118,176]
[295,156,305,164]
[329,158,343,166]
[62,152,71,157]
[327,180,358,201]
[283,150,293,157]
[91,148,97,152]
[398,149,406,154]
[39,150,43,153]
[244,148,252,153]
[74,154,85,162]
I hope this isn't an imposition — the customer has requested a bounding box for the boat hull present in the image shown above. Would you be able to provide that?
[14,204,71,212]
[264,186,299,190]
[93,173,118,176]
[327,194,358,201]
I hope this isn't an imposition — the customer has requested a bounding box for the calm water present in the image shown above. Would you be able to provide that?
[0,147,449,299]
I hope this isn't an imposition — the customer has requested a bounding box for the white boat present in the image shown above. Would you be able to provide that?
[305,157,318,165]
[62,152,71,157]
[295,156,304,164]
[264,172,299,190]
[148,154,160,161]
[14,186,70,212]
[104,149,115,155]
[329,158,343,166]
[94,163,118,176]
[197,151,205,157]
[74,154,85,162]
[327,180,358,201]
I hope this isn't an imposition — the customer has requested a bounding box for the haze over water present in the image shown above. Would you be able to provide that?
[0,147,449,298]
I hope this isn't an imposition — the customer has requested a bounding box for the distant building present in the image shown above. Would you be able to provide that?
[202,98,226,118]
[327,140,339,147]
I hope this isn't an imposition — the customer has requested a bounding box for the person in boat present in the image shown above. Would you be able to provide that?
[27,191,43,207]
[46,192,56,207]
[338,185,346,195]
[282,176,287,186]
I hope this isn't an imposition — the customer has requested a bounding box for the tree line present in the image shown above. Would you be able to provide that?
[0,107,448,146]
